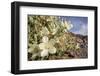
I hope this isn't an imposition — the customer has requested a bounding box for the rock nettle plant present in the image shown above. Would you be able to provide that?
[28,15,87,60]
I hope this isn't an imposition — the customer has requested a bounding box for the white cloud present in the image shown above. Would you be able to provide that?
[74,24,88,35]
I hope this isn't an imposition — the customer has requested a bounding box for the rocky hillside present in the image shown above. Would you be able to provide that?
[47,32,88,60]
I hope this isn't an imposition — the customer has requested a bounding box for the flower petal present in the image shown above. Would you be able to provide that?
[42,36,49,43]
[39,43,45,50]
[48,47,56,54]
[49,39,56,46]
[41,49,49,57]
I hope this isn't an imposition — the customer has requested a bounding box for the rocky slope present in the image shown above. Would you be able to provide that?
[47,32,88,60]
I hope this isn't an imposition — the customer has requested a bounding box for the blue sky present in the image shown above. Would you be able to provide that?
[60,16,88,35]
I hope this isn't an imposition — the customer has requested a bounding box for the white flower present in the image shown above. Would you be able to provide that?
[42,36,49,43]
[48,47,56,54]
[28,47,34,53]
[39,43,45,50]
[49,39,56,45]
[64,21,73,30]
[39,36,56,57]
[41,49,49,57]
